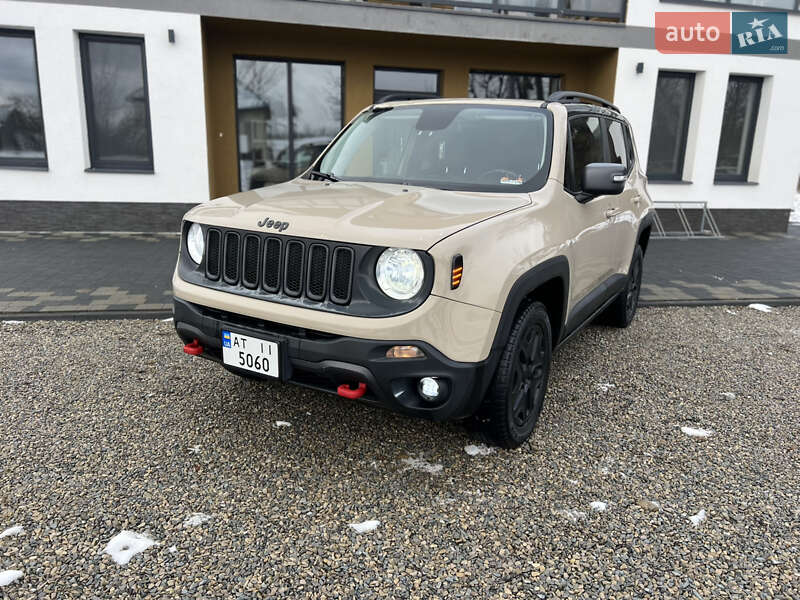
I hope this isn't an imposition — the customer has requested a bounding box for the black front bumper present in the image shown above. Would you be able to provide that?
[173,298,493,421]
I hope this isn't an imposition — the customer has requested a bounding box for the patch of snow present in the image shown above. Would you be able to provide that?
[0,570,23,587]
[0,525,24,538]
[590,501,608,512]
[187,445,201,454]
[596,383,616,392]
[182,513,213,527]
[681,426,714,438]
[274,421,292,428]
[168,545,177,554]
[748,303,773,313]
[689,509,707,527]
[400,455,443,475]
[103,531,157,566]
[2,320,24,324]
[161,317,173,322]
[349,519,380,533]
[712,275,724,281]
[567,478,580,486]
[720,392,736,401]
[724,309,737,315]
[554,509,586,522]
[464,444,494,456]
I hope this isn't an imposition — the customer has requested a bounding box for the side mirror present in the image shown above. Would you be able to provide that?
[581,163,627,199]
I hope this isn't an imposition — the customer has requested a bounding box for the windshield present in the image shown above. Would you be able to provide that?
[316,104,552,193]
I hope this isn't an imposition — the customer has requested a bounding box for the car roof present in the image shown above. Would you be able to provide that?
[368,97,627,121]
[371,97,546,110]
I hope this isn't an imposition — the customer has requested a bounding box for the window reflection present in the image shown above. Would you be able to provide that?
[373,68,439,103]
[468,71,561,100]
[235,58,342,191]
[80,35,152,169]
[646,71,694,181]
[0,30,46,166]
[715,76,762,181]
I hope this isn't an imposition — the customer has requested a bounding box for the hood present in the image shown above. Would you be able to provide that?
[184,180,531,249]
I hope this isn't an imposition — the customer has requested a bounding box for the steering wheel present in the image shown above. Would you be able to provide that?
[479,168,520,182]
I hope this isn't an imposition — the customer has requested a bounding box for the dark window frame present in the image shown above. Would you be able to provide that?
[565,112,624,197]
[0,27,48,169]
[373,66,441,103]
[232,55,345,193]
[468,69,562,101]
[79,33,154,172]
[646,70,695,182]
[714,75,763,183]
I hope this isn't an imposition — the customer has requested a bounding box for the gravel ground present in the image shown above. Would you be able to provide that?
[1,306,799,599]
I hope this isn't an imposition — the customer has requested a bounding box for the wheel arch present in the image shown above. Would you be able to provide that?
[637,211,655,256]
[490,256,570,354]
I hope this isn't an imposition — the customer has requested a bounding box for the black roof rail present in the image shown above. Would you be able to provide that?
[375,92,440,103]
[545,91,619,113]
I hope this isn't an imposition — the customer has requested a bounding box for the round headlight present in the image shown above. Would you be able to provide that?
[375,248,425,300]
[187,223,205,264]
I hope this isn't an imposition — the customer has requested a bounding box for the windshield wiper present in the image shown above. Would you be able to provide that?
[309,169,339,182]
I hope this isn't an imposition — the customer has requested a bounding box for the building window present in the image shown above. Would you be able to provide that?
[0,29,47,168]
[79,34,153,171]
[646,71,694,181]
[468,71,561,100]
[715,75,763,182]
[374,68,439,103]
[235,58,342,191]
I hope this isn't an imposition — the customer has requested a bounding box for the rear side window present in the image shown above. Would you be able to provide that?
[565,115,604,192]
[605,119,629,172]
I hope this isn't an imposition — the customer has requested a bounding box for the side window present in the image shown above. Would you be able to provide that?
[623,123,636,169]
[605,119,629,173]
[567,115,604,193]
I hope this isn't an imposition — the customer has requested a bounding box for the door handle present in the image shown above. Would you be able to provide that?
[605,207,623,219]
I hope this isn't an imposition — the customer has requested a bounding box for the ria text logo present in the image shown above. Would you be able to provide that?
[257,217,290,231]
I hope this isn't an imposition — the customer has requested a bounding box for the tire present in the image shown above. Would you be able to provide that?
[604,245,643,328]
[481,301,552,449]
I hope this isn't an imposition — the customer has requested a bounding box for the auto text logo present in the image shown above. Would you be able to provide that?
[655,11,787,55]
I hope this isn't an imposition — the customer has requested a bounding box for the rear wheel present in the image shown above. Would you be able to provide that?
[604,245,643,328]
[481,301,552,449]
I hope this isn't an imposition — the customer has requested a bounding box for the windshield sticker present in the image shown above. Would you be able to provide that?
[500,176,524,185]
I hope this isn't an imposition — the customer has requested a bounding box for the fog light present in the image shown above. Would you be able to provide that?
[418,377,440,401]
[386,345,425,359]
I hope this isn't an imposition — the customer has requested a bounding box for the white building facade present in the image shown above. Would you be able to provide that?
[615,0,800,233]
[0,0,208,230]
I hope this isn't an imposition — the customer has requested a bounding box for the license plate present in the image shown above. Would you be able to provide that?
[221,330,279,378]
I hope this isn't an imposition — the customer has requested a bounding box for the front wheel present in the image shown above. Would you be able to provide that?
[481,301,552,449]
[604,245,644,328]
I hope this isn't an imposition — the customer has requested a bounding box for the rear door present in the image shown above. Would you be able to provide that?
[562,114,617,307]
[601,117,639,275]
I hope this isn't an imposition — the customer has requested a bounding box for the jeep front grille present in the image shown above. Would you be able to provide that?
[203,228,355,306]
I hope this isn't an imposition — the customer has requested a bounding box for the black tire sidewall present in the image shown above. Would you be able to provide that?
[487,302,553,448]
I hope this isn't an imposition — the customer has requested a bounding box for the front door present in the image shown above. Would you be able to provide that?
[563,114,617,310]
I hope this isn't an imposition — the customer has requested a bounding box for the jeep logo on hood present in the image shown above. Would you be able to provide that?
[257,217,289,232]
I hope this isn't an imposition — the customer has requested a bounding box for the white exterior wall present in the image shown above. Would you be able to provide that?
[0,1,209,204]
[615,0,800,212]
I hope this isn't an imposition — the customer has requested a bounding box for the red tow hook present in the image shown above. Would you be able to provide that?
[183,338,203,356]
[337,382,367,399]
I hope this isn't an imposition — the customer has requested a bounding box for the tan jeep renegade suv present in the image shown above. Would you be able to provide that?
[173,92,654,448]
